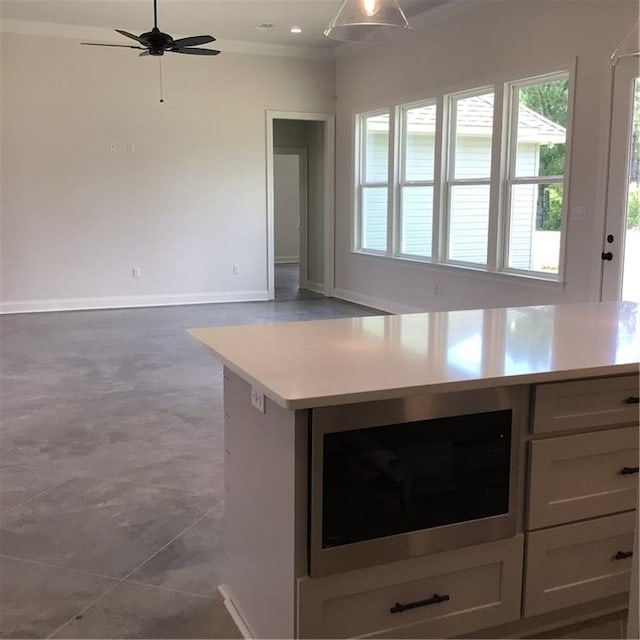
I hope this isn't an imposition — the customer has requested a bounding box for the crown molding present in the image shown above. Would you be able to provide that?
[0,19,334,60]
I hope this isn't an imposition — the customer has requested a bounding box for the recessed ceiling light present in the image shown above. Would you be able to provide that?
[290,26,302,34]
[255,23,274,31]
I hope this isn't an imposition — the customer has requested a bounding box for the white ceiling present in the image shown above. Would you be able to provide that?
[0,0,454,51]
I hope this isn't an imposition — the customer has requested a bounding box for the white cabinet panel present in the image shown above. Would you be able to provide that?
[532,375,639,434]
[524,512,635,617]
[298,536,523,639]
[528,426,639,529]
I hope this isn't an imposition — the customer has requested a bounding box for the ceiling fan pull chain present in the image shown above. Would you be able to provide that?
[159,57,164,103]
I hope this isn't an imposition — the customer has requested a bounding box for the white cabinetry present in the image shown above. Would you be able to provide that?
[528,426,639,528]
[298,536,523,639]
[222,368,638,639]
[524,512,635,617]
[524,374,639,618]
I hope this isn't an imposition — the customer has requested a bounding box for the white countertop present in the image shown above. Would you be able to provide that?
[190,301,640,410]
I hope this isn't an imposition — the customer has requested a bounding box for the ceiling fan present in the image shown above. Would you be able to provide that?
[81,0,220,57]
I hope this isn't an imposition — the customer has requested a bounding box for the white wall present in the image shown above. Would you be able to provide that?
[333,0,639,313]
[0,29,335,312]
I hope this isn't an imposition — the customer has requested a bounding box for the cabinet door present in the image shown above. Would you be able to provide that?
[532,375,639,434]
[298,536,523,639]
[524,512,635,617]
[528,426,639,529]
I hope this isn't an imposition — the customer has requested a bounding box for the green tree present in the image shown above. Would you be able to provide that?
[520,79,568,231]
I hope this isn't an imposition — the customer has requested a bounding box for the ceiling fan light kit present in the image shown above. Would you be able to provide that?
[324,0,412,42]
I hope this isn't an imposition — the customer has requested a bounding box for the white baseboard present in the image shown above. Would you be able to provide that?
[275,256,299,264]
[331,287,423,314]
[0,290,270,315]
[218,585,254,640]
[301,280,325,295]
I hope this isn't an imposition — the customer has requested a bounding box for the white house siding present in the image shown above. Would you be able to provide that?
[364,131,540,265]
[509,144,540,269]
[362,128,388,251]
[362,186,388,251]
[402,131,435,256]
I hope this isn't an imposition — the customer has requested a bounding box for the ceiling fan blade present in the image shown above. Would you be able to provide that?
[170,47,221,56]
[115,29,144,43]
[81,42,146,49]
[172,35,216,48]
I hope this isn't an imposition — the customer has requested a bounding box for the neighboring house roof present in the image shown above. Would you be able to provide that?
[368,94,566,144]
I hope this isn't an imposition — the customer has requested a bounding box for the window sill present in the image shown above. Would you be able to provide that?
[351,250,566,291]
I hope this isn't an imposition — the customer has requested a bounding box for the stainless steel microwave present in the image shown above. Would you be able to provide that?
[309,386,527,577]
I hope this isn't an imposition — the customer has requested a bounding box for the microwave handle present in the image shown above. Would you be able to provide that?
[390,593,450,614]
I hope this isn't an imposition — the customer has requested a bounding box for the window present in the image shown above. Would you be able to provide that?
[358,111,390,252]
[505,74,569,275]
[446,90,494,266]
[399,102,437,258]
[354,70,572,282]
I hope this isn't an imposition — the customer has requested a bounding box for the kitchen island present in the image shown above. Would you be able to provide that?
[191,301,639,639]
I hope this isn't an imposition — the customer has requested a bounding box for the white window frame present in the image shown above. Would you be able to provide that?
[355,109,392,255]
[352,67,573,287]
[397,99,438,260]
[502,71,572,280]
[443,86,496,268]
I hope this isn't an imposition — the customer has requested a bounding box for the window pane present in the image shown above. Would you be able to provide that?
[508,183,563,274]
[453,92,494,179]
[448,185,490,264]
[362,187,388,251]
[401,186,433,256]
[364,114,389,183]
[515,77,568,178]
[405,104,436,181]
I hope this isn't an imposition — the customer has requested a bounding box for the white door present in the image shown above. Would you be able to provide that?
[601,57,640,301]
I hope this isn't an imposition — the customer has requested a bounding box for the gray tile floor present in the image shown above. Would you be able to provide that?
[0,267,628,640]
[0,271,382,639]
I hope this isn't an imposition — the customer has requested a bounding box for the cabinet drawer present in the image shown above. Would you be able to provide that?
[528,426,639,529]
[532,375,639,434]
[524,512,635,617]
[298,536,523,639]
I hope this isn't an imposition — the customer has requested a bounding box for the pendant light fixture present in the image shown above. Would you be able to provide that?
[324,0,412,42]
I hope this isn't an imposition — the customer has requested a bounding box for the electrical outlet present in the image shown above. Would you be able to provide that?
[132,267,141,278]
[250,387,265,414]
[126,143,135,153]
[232,264,240,275]
[109,142,118,152]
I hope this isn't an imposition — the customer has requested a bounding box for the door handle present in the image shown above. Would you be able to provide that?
[614,550,633,560]
[601,251,613,261]
[624,396,639,404]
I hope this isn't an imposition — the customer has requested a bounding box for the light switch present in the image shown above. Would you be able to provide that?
[570,206,586,221]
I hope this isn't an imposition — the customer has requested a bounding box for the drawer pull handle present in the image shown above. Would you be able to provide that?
[620,466,640,475]
[614,550,633,560]
[624,396,640,404]
[390,593,450,614]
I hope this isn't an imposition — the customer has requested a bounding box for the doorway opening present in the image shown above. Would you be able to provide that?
[266,111,335,300]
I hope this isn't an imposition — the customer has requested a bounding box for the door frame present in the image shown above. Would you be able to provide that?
[600,55,639,300]
[266,110,335,300]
